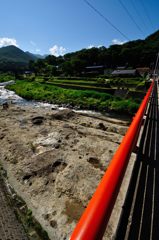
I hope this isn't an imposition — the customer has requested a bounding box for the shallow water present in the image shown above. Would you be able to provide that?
[0,86,25,105]
[0,85,102,116]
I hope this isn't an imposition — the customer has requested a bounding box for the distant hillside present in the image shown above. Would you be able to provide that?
[65,30,159,69]
[28,30,159,76]
[0,45,39,71]
[116,30,159,67]
[0,30,159,73]
[0,45,37,64]
[25,51,39,61]
[33,53,47,59]
[145,30,159,44]
[25,51,46,60]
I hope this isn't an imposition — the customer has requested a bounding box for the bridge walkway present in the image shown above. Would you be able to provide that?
[115,80,159,240]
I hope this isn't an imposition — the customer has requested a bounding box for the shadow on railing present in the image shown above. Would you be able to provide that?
[70,81,154,240]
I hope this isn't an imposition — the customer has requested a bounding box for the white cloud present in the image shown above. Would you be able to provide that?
[88,45,94,49]
[49,45,66,57]
[87,44,103,49]
[112,39,126,45]
[0,37,18,48]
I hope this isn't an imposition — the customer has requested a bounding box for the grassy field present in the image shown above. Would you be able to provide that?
[0,73,15,82]
[7,80,140,115]
[37,76,144,89]
[32,76,146,96]
[45,82,115,94]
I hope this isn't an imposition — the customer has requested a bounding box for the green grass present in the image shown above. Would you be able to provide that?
[109,77,145,87]
[48,78,97,83]
[45,81,113,93]
[47,79,98,85]
[7,80,140,115]
[0,73,15,82]
[34,76,145,90]
[44,79,111,88]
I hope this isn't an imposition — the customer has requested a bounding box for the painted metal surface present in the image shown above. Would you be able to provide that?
[70,81,154,240]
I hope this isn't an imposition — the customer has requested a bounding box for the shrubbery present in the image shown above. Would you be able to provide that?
[7,80,140,115]
[110,99,139,114]
[0,73,15,82]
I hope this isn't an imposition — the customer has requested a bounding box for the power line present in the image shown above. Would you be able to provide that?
[83,0,130,41]
[130,0,148,30]
[118,0,144,37]
[154,52,159,77]
[140,0,154,29]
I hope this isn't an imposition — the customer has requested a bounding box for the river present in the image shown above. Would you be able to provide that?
[0,82,102,116]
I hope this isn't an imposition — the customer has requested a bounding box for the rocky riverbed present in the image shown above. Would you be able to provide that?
[0,102,133,240]
[0,83,135,240]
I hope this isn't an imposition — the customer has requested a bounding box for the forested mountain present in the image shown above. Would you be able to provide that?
[61,30,159,69]
[29,30,159,76]
[25,51,45,60]
[0,46,38,72]
[0,45,37,63]
[1,30,159,74]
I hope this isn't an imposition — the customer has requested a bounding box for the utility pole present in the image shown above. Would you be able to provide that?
[153,52,159,80]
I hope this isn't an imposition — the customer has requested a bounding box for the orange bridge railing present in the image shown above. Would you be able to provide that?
[70,81,154,240]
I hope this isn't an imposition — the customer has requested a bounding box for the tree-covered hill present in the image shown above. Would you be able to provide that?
[64,29,159,69]
[1,30,159,74]
[29,30,159,76]
[0,45,38,72]
[0,45,37,63]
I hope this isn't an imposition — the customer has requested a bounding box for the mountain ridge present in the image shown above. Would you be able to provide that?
[0,45,38,64]
[0,30,159,72]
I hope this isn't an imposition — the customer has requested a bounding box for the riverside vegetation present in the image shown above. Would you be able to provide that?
[0,31,155,115]
[5,75,146,115]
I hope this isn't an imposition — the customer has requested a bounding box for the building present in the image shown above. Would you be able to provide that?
[111,69,138,77]
[84,65,105,75]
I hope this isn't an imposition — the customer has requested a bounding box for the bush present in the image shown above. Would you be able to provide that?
[97,78,105,84]
[0,73,15,82]
[110,99,139,114]
[7,80,139,115]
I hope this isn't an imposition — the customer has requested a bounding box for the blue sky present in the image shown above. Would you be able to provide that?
[0,0,158,55]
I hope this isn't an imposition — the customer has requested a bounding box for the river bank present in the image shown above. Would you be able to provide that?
[6,80,140,115]
[0,99,135,239]
[0,83,137,239]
